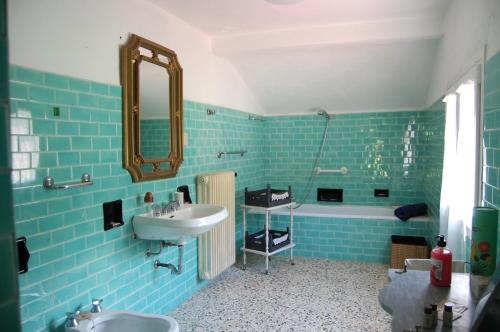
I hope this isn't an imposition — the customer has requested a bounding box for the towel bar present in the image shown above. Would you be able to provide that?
[43,173,93,189]
[314,166,348,175]
[217,150,247,158]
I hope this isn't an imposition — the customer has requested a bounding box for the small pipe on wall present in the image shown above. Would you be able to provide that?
[154,242,184,275]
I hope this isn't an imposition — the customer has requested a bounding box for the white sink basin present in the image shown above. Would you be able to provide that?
[133,204,228,243]
[404,258,466,273]
[65,310,179,332]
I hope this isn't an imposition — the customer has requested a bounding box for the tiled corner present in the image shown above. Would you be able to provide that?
[419,100,445,240]
[1,0,21,330]
[482,51,500,264]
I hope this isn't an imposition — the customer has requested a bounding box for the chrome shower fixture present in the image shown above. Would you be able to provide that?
[311,107,331,120]
[293,106,331,209]
[317,110,329,118]
[248,115,265,121]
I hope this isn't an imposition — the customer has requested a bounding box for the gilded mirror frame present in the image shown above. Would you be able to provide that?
[121,34,183,182]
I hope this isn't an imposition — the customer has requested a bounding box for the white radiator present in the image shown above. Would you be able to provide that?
[197,170,235,280]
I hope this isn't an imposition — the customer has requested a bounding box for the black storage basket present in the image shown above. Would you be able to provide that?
[245,227,290,253]
[245,184,292,207]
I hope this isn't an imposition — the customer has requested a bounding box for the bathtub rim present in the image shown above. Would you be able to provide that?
[248,203,430,222]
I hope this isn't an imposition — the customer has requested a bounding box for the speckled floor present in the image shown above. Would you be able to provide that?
[170,256,392,331]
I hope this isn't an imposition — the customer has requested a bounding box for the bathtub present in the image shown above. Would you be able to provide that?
[249,203,429,222]
[245,203,430,263]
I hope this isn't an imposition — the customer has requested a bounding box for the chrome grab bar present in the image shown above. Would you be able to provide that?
[217,150,247,158]
[43,173,93,190]
[314,166,348,175]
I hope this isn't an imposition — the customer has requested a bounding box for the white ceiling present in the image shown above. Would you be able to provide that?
[150,0,452,115]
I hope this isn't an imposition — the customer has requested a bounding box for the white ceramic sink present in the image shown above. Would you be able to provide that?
[65,310,179,332]
[133,204,228,243]
[404,258,466,273]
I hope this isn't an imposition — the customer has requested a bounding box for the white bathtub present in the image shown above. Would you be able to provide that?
[250,203,429,222]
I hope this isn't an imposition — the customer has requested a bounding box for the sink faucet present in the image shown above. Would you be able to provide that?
[152,203,162,216]
[90,298,103,313]
[162,201,179,215]
[65,305,82,328]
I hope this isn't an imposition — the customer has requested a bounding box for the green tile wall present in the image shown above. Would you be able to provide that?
[251,107,444,264]
[483,51,500,264]
[0,0,21,330]
[10,64,446,331]
[140,119,170,159]
[263,111,444,208]
[10,65,266,331]
[419,101,445,241]
[246,213,430,263]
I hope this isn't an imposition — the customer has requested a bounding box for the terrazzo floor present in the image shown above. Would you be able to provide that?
[170,255,392,331]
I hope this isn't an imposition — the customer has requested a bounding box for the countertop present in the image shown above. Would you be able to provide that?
[379,269,475,331]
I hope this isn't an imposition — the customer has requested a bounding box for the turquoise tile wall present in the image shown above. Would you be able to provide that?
[0,0,21,330]
[246,213,430,263]
[419,101,445,241]
[262,111,444,208]
[483,51,500,264]
[10,64,446,331]
[9,65,266,331]
[246,110,443,264]
[140,119,170,159]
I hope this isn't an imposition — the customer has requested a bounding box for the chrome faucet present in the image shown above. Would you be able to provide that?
[152,203,162,217]
[90,298,103,313]
[162,200,180,215]
[65,305,82,328]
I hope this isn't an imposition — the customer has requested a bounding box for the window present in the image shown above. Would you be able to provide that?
[440,76,481,261]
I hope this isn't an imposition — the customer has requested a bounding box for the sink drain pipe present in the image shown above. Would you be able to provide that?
[154,242,184,275]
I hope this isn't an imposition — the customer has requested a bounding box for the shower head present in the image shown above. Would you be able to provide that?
[310,107,331,119]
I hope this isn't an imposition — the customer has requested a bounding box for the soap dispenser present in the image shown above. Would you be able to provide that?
[430,235,452,287]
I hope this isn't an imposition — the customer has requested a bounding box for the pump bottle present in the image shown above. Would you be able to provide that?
[430,235,452,287]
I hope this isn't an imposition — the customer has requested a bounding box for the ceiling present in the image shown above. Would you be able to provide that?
[150,0,452,115]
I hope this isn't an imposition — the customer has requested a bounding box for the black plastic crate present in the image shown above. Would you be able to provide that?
[245,227,290,253]
[245,184,292,207]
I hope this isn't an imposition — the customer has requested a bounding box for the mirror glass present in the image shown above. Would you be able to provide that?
[121,34,183,182]
[139,59,170,161]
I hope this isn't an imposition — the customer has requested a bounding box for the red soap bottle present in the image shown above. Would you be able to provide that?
[430,235,452,287]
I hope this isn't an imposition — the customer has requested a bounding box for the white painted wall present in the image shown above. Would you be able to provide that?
[427,0,500,105]
[8,0,263,113]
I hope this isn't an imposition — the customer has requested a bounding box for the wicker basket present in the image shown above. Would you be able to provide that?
[390,235,428,269]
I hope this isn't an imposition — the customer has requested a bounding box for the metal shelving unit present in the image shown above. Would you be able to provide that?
[241,202,295,274]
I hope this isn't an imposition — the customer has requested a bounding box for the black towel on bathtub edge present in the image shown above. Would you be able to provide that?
[394,203,428,221]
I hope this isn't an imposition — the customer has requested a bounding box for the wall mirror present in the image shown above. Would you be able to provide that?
[121,34,183,182]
